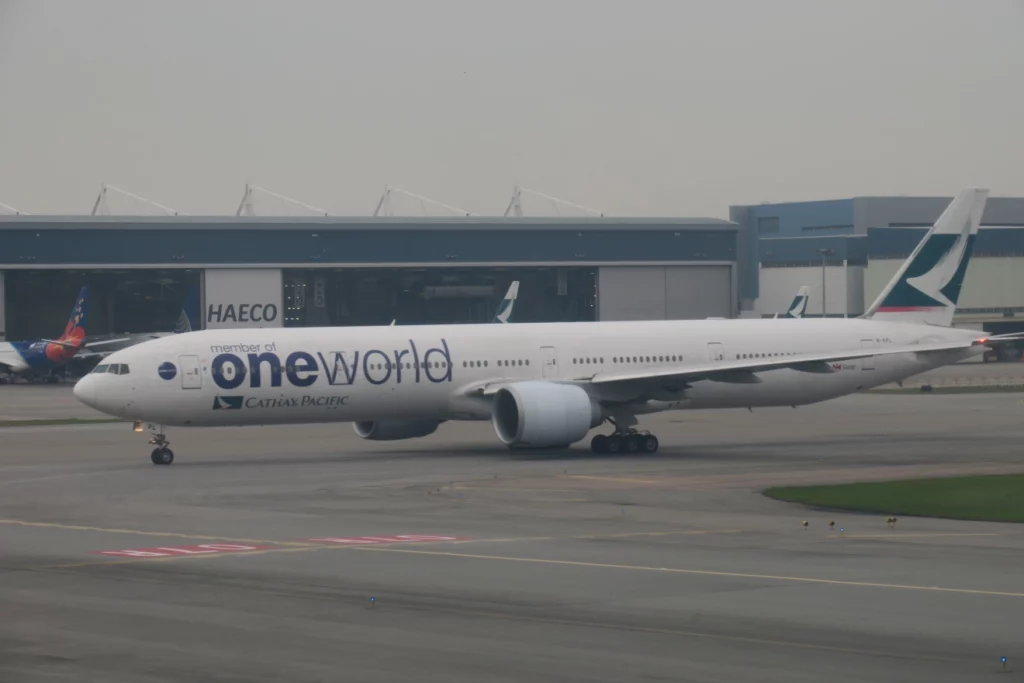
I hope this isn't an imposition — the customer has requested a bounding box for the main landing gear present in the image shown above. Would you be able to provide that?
[145,425,174,465]
[590,429,659,454]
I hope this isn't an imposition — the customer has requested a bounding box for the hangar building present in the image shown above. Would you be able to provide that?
[0,215,739,342]
[729,195,1024,339]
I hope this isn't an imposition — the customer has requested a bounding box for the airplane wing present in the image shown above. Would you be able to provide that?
[38,338,80,348]
[588,338,989,387]
[462,335,1002,398]
[81,337,134,348]
[75,337,138,360]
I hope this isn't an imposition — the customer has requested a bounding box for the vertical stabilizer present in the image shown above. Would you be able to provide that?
[863,188,988,327]
[60,286,88,343]
[493,281,520,324]
[174,285,200,333]
[784,285,809,318]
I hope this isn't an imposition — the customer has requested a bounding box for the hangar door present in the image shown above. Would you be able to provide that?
[597,266,732,321]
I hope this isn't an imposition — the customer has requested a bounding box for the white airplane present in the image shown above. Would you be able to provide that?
[74,188,1021,465]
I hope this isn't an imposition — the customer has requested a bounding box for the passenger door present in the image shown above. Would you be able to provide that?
[707,342,725,362]
[540,346,559,378]
[179,354,203,389]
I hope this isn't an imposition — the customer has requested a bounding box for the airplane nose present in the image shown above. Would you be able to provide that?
[73,375,96,407]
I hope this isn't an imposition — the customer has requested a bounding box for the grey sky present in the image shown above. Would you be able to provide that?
[1,0,1022,218]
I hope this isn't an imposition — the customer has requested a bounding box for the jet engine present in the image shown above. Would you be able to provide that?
[353,419,442,441]
[491,381,602,448]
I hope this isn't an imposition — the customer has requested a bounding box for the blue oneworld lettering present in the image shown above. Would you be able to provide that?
[212,338,454,390]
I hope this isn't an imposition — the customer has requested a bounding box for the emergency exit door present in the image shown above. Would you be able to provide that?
[179,355,203,389]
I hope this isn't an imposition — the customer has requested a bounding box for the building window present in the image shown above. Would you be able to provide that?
[758,217,780,234]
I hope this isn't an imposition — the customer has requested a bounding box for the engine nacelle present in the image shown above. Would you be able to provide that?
[491,381,602,448]
[353,419,442,441]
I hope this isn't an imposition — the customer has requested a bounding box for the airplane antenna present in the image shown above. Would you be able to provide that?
[91,182,181,216]
[0,201,28,215]
[373,185,472,217]
[236,183,329,216]
[502,186,604,217]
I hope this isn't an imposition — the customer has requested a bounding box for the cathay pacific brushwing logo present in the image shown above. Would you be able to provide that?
[213,396,243,410]
[903,221,971,309]
[493,299,514,323]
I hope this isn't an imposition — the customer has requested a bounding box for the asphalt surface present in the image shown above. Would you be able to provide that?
[2,388,1024,682]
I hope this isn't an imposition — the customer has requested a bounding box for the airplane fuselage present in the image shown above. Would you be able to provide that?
[75,318,981,428]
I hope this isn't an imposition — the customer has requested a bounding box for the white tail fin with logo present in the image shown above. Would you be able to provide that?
[862,188,988,327]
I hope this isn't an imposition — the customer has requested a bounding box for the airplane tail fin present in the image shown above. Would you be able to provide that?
[58,286,88,345]
[174,285,200,333]
[784,285,809,318]
[862,188,988,327]
[493,280,520,323]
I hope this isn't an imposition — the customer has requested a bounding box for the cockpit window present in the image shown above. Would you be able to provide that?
[93,363,130,375]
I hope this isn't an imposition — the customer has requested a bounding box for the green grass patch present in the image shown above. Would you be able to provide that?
[0,418,125,428]
[765,475,1024,523]
[866,385,1024,395]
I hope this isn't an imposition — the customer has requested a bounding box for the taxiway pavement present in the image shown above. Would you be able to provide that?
[2,390,1024,681]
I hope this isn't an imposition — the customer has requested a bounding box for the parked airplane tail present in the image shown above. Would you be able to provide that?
[784,285,809,318]
[174,285,200,334]
[862,187,988,327]
[58,286,88,344]
[40,286,88,363]
[493,281,520,324]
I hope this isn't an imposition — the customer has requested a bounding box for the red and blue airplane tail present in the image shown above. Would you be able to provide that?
[44,286,88,363]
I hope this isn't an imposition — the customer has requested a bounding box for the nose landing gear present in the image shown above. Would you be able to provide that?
[150,446,174,465]
[144,424,174,465]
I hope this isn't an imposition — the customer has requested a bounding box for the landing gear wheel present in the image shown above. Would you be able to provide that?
[591,434,609,454]
[641,434,659,453]
[624,435,641,453]
[606,435,623,453]
[150,447,174,465]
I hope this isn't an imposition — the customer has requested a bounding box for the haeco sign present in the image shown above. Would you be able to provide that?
[204,269,284,329]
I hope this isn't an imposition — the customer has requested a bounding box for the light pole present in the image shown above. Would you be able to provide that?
[815,248,835,318]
